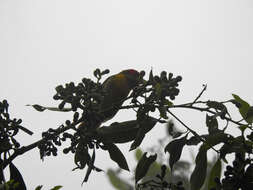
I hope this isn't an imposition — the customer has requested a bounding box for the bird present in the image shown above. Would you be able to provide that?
[79,69,141,129]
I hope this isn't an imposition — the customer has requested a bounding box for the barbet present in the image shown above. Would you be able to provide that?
[80,69,140,129]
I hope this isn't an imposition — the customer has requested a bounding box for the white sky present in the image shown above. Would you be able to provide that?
[1,0,253,189]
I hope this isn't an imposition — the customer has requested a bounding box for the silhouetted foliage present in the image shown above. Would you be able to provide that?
[1,68,253,190]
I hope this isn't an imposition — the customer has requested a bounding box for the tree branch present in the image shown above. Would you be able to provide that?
[1,124,75,169]
[167,109,219,154]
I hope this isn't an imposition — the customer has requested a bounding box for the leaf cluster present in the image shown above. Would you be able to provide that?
[3,68,253,190]
[27,69,183,184]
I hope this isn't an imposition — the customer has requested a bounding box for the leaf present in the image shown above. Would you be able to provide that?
[164,99,173,107]
[149,69,154,84]
[129,117,157,151]
[239,125,248,133]
[205,131,229,147]
[0,160,4,183]
[190,145,207,190]
[26,104,72,112]
[135,152,157,183]
[97,117,157,145]
[50,186,63,190]
[0,140,12,154]
[9,162,27,190]
[186,136,202,146]
[106,143,129,171]
[155,83,162,98]
[82,148,96,184]
[135,149,143,161]
[97,120,140,144]
[206,114,219,134]
[206,101,222,110]
[166,120,183,138]
[232,94,250,120]
[220,136,245,160]
[206,101,229,115]
[243,164,253,189]
[246,106,253,124]
[245,164,253,181]
[74,143,90,169]
[129,127,145,151]
[35,185,43,190]
[164,135,187,170]
[107,169,133,190]
[208,158,222,190]
[158,106,168,119]
[0,184,5,190]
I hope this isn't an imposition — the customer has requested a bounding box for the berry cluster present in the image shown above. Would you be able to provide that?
[156,71,182,101]
[53,79,101,112]
[0,100,28,153]
[214,153,253,190]
[39,118,80,159]
[39,128,63,158]
[52,69,110,112]
[134,70,182,102]
[132,71,182,120]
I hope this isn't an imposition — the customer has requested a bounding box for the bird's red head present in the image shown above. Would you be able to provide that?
[121,69,139,77]
[120,69,140,88]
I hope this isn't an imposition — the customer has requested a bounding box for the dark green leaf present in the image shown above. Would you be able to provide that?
[158,106,168,119]
[232,94,250,120]
[164,135,187,170]
[26,104,72,112]
[245,164,253,181]
[166,120,183,138]
[98,117,156,145]
[106,143,129,171]
[74,143,90,169]
[135,149,143,161]
[35,185,43,190]
[164,99,173,107]
[206,114,219,134]
[0,140,12,153]
[220,144,232,161]
[239,125,248,133]
[155,83,162,99]
[0,160,4,183]
[207,101,228,114]
[129,117,157,151]
[97,120,139,144]
[205,131,229,148]
[220,136,245,160]
[149,69,154,84]
[50,186,63,190]
[129,127,145,151]
[82,148,95,184]
[190,145,207,190]
[135,152,157,183]
[208,158,222,190]
[246,106,253,124]
[186,136,202,146]
[107,169,132,190]
[9,162,27,190]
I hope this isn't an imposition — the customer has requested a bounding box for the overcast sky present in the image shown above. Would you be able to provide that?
[1,0,253,189]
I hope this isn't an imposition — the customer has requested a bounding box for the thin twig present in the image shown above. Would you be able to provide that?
[167,109,219,154]
[170,104,245,126]
[1,122,77,169]
[191,84,207,105]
